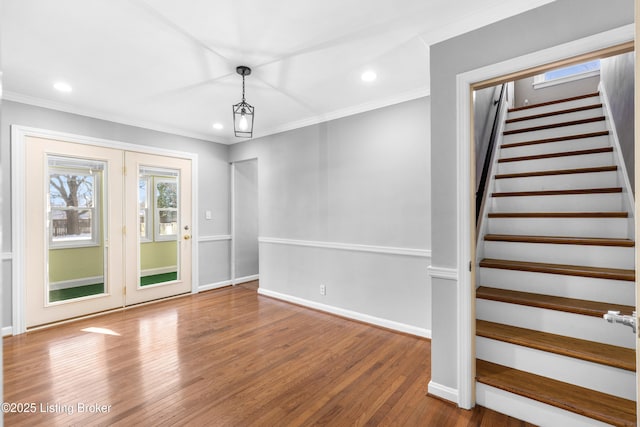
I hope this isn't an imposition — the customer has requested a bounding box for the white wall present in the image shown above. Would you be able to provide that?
[1,100,231,328]
[230,97,432,335]
[429,0,633,402]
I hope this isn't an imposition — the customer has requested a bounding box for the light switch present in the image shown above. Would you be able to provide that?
[205,210,212,220]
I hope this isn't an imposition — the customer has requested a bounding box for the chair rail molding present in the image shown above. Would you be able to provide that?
[259,237,431,258]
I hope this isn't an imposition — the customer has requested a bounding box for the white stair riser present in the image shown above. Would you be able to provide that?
[494,171,618,192]
[476,338,635,400]
[490,193,623,213]
[504,108,603,132]
[476,299,635,348]
[500,135,610,157]
[482,241,634,269]
[507,96,601,120]
[485,217,630,239]
[476,383,613,427]
[503,121,607,144]
[478,267,634,305]
[498,153,613,174]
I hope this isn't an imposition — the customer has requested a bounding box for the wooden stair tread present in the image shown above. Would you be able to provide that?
[506,104,602,124]
[492,187,621,197]
[476,360,636,427]
[508,92,600,113]
[503,116,605,136]
[498,146,612,163]
[476,286,634,317]
[488,211,628,218]
[495,165,617,180]
[476,320,635,371]
[501,131,609,149]
[479,258,635,281]
[484,234,634,247]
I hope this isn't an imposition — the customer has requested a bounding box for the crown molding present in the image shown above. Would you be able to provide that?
[3,90,230,145]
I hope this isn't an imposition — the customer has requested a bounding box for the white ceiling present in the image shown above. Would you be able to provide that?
[2,0,555,144]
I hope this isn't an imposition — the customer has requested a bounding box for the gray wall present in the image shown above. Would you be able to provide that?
[429,0,633,394]
[230,97,432,331]
[514,74,600,108]
[1,100,231,328]
[233,159,259,279]
[474,85,501,193]
[601,52,635,193]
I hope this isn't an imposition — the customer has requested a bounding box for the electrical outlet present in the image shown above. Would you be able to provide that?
[320,284,326,296]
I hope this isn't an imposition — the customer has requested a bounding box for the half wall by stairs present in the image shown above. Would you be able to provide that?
[475,92,636,427]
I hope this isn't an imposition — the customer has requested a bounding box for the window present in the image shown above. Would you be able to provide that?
[155,178,178,241]
[48,157,104,248]
[139,176,152,242]
[533,59,600,89]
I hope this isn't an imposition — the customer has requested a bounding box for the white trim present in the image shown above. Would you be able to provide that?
[454,24,634,410]
[427,381,459,403]
[11,125,200,333]
[49,275,105,291]
[259,237,432,258]
[1,252,12,261]
[198,280,232,292]
[258,288,431,339]
[4,91,225,145]
[140,267,177,277]
[2,326,13,337]
[198,234,232,243]
[234,274,259,285]
[427,265,459,281]
[598,82,635,227]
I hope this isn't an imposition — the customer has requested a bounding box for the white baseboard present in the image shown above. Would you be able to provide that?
[198,280,232,292]
[234,274,259,285]
[257,288,431,338]
[49,275,104,291]
[428,380,459,404]
[2,326,14,337]
[141,266,177,276]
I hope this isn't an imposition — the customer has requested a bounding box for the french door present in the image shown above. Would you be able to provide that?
[23,136,192,328]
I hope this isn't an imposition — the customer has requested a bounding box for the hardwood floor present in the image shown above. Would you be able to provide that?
[3,283,532,426]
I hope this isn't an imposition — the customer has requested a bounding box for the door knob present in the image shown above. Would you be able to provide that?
[184,235,191,240]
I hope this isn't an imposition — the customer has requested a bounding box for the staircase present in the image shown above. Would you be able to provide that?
[475,92,637,427]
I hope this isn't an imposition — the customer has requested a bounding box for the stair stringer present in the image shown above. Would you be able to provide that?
[598,81,635,239]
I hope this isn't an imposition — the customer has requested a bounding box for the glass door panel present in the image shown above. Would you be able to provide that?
[47,156,106,303]
[125,151,192,305]
[24,137,124,328]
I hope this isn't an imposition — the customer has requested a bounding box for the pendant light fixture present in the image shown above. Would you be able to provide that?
[232,65,255,138]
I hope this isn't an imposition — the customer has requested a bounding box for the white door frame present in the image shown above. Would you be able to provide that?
[454,24,634,409]
[11,125,199,334]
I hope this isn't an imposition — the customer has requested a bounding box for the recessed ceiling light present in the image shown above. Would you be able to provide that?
[361,70,377,83]
[212,123,224,130]
[53,81,72,92]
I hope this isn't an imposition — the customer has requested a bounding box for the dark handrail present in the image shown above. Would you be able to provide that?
[476,84,506,224]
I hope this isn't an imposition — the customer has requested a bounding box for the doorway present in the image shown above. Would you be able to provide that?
[455,26,634,409]
[15,128,196,330]
[231,159,259,285]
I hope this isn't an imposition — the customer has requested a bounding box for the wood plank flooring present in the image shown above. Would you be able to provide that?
[4,283,533,426]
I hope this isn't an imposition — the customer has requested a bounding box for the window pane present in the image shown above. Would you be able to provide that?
[50,173,95,208]
[51,208,93,241]
[156,181,177,209]
[158,210,177,236]
[544,60,600,81]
